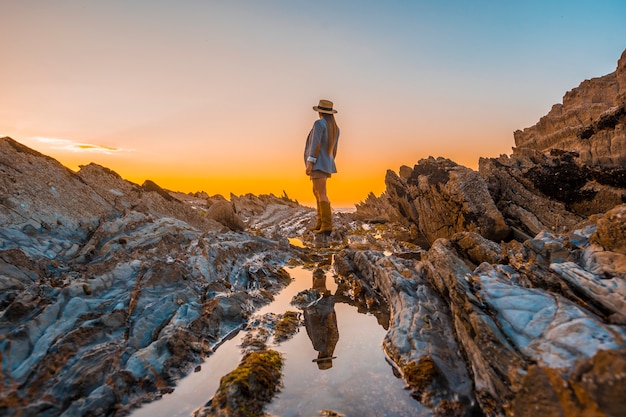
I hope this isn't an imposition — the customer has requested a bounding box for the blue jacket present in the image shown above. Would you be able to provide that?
[304,118,340,174]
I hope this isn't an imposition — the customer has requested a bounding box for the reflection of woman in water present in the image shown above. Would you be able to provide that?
[303,268,339,370]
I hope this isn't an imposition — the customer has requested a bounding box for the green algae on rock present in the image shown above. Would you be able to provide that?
[195,349,283,417]
[273,311,301,342]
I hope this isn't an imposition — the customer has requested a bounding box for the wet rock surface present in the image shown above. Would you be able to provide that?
[2,135,626,417]
[193,349,283,417]
[0,138,297,417]
[2,50,626,417]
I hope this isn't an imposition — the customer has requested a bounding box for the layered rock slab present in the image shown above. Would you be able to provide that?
[0,213,294,416]
[334,249,478,416]
[0,138,300,416]
[334,212,626,416]
[513,48,626,167]
[356,157,509,248]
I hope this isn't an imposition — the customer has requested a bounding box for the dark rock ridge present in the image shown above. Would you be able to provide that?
[357,150,625,249]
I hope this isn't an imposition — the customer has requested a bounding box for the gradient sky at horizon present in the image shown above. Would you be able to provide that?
[2,1,625,207]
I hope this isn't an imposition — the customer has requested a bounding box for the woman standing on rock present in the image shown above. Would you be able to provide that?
[304,99,340,234]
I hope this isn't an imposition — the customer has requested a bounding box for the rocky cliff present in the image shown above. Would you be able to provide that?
[356,49,626,247]
[350,49,626,416]
[513,49,626,167]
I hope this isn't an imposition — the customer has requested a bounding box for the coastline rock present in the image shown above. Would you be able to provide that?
[334,218,626,416]
[591,203,626,254]
[231,193,312,238]
[77,162,225,233]
[334,249,478,416]
[0,137,114,240]
[513,49,626,167]
[512,349,626,417]
[357,157,509,247]
[0,138,297,417]
[479,150,625,239]
[353,191,402,224]
[358,147,625,248]
[205,200,246,232]
[3,49,626,417]
[478,151,585,237]
[194,349,283,417]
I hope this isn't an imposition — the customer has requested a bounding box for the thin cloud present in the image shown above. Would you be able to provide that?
[30,137,132,155]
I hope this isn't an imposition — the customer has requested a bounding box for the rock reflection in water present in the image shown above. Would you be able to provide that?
[267,268,428,417]
[130,267,427,417]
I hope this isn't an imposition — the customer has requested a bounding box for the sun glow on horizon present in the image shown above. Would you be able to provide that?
[17,136,384,208]
[3,2,624,209]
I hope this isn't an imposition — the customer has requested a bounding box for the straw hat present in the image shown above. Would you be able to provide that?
[313,99,338,114]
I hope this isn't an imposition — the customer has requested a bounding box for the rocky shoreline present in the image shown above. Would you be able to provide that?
[2,49,626,417]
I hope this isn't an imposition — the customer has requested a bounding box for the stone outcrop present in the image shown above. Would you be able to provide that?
[0,137,298,416]
[77,162,228,232]
[591,203,626,255]
[2,134,626,417]
[194,349,283,417]
[345,49,626,416]
[3,49,626,417]
[231,193,312,239]
[204,200,246,232]
[0,138,115,241]
[479,150,623,238]
[513,49,626,167]
[357,122,625,249]
[334,209,626,416]
[334,250,479,416]
[356,157,510,248]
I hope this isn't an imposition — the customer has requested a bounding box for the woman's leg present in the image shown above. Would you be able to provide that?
[309,180,322,231]
[312,177,329,202]
[311,181,320,202]
[312,177,332,233]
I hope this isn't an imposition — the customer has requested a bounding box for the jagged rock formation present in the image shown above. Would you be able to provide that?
[513,49,626,167]
[2,49,626,417]
[2,130,626,417]
[1,139,114,241]
[356,150,625,248]
[355,50,626,247]
[231,193,313,239]
[333,251,479,415]
[347,49,626,416]
[0,137,297,416]
[356,157,510,248]
[335,211,626,416]
[479,149,626,238]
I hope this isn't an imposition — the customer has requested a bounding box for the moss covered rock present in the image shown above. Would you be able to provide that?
[197,349,283,417]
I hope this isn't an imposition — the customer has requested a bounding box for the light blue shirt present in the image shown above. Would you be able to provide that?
[304,118,340,174]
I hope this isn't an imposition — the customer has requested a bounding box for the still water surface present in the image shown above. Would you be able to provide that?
[131,267,429,417]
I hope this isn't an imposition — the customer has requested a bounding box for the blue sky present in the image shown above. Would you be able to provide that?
[1,1,625,205]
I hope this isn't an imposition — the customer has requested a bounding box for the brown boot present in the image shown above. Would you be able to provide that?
[315,201,332,234]
[308,201,322,231]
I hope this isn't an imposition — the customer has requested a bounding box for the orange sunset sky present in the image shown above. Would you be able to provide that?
[2,1,625,207]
